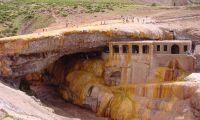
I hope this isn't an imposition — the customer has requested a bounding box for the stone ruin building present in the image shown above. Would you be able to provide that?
[105,40,196,86]
[0,23,200,120]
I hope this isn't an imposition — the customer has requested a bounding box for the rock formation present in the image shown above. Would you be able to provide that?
[0,22,200,120]
[54,57,200,120]
[0,23,173,83]
[0,82,70,120]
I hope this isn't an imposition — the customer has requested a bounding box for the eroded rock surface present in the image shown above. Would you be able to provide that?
[0,82,71,120]
[0,23,173,81]
[47,57,200,120]
[0,21,199,120]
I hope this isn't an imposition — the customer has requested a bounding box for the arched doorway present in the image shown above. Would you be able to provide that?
[171,44,179,54]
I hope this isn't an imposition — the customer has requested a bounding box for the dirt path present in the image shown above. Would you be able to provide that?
[32,8,162,33]
[32,6,200,33]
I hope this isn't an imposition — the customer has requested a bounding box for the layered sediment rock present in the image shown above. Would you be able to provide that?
[53,58,200,120]
[1,22,199,120]
[0,23,173,81]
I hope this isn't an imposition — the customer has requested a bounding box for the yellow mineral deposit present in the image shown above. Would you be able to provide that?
[71,59,105,77]
[0,16,199,120]
[55,56,198,120]
[66,71,103,105]
[25,72,42,81]
[108,91,137,120]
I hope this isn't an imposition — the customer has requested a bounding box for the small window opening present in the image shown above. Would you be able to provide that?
[143,45,149,54]
[113,45,119,53]
[157,45,160,51]
[164,45,168,51]
[184,45,188,52]
[122,45,129,53]
[171,44,180,54]
[132,45,139,54]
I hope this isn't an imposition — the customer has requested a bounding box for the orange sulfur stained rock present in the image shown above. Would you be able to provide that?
[53,57,200,120]
[25,72,42,81]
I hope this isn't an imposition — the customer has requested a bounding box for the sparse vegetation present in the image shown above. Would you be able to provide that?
[0,0,137,38]
[151,3,157,6]
[0,0,197,38]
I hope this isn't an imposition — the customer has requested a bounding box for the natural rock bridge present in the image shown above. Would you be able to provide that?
[0,23,173,80]
[0,22,200,120]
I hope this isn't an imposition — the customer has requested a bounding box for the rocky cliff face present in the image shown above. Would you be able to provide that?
[0,23,173,83]
[0,82,70,120]
[51,57,200,120]
[1,22,200,120]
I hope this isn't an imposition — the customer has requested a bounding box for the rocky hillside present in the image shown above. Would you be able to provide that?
[0,0,136,38]
[1,0,199,38]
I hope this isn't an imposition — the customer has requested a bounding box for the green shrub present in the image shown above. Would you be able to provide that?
[25,15,34,20]
[151,3,157,6]
[61,13,68,17]
[73,5,78,9]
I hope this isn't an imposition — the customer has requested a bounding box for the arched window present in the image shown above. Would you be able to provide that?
[171,44,179,54]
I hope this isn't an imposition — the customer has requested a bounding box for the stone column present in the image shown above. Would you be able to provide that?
[139,44,143,54]
[108,43,113,65]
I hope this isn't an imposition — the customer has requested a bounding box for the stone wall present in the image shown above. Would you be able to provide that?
[106,40,195,85]
[149,54,196,81]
